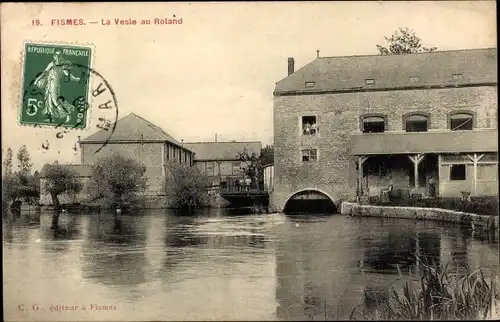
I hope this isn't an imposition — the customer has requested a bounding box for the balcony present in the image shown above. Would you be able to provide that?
[350,129,498,155]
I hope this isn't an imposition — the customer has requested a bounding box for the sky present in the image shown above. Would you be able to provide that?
[1,1,496,171]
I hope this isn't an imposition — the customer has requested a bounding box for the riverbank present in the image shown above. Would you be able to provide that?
[340,202,499,231]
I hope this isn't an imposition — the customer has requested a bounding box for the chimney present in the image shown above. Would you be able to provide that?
[287,57,294,76]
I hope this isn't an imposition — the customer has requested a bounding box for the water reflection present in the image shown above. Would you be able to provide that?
[80,213,149,289]
[361,230,441,274]
[275,214,363,321]
[3,211,499,321]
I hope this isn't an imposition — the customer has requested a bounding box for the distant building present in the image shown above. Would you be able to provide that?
[39,164,93,206]
[273,48,498,212]
[183,141,262,187]
[39,113,196,205]
[80,113,195,195]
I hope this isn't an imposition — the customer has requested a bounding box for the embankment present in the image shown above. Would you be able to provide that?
[340,202,499,231]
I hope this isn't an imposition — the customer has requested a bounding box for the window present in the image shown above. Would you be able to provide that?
[452,73,463,81]
[302,116,319,135]
[305,81,316,88]
[365,79,375,85]
[301,149,318,162]
[206,162,214,175]
[362,116,385,133]
[232,161,241,175]
[450,164,466,180]
[409,76,420,83]
[450,113,473,130]
[405,114,429,132]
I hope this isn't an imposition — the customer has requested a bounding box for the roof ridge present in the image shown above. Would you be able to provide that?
[127,113,181,144]
[184,141,262,144]
[317,47,496,60]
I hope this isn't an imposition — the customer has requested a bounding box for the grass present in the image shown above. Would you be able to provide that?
[350,256,500,320]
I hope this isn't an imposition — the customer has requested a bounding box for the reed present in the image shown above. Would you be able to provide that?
[351,256,500,320]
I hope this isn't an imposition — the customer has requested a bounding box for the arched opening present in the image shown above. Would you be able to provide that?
[283,190,337,214]
[404,113,429,132]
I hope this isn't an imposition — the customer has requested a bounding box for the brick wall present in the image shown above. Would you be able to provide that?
[272,86,497,211]
[81,142,164,193]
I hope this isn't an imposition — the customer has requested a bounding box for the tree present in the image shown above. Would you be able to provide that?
[377,27,437,55]
[238,148,262,185]
[17,145,33,185]
[165,162,210,209]
[260,145,274,166]
[88,153,148,210]
[3,147,13,176]
[42,164,83,209]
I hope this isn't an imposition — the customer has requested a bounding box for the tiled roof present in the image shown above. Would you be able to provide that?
[183,141,262,161]
[275,48,497,94]
[40,164,93,178]
[81,113,183,145]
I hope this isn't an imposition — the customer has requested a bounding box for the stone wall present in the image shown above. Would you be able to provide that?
[81,142,164,193]
[272,86,497,211]
[340,201,499,231]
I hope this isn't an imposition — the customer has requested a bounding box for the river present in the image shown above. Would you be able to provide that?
[3,209,499,321]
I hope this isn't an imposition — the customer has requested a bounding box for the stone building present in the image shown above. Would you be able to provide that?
[272,48,498,212]
[80,113,195,195]
[39,113,195,205]
[183,141,262,187]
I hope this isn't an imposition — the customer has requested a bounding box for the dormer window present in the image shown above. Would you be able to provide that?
[365,79,375,85]
[409,76,420,83]
[452,73,463,81]
[305,81,316,88]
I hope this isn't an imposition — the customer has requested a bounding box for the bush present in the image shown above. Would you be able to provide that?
[42,164,83,209]
[2,175,18,212]
[88,153,147,210]
[164,161,210,209]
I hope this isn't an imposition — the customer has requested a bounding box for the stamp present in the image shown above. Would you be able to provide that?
[20,41,119,154]
[20,43,93,129]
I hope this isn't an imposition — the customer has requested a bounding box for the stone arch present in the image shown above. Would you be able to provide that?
[447,109,477,130]
[282,188,338,214]
[402,111,432,131]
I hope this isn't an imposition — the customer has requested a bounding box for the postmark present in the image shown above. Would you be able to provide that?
[20,41,119,154]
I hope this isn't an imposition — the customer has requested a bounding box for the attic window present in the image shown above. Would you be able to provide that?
[452,74,463,81]
[409,76,420,83]
[305,81,316,88]
[365,79,375,85]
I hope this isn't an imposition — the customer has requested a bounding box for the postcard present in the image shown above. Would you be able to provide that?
[1,2,498,321]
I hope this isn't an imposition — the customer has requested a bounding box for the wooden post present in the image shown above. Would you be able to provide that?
[467,153,484,196]
[408,154,425,189]
[437,154,442,197]
[358,156,368,196]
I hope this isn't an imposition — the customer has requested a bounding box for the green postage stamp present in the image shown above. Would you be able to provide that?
[20,42,93,129]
